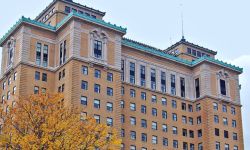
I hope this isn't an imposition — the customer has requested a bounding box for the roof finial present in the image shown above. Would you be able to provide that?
[180,2,185,41]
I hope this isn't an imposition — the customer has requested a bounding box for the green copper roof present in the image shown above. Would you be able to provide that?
[0,12,126,45]
[122,38,243,73]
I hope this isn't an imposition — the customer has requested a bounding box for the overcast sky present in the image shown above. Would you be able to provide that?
[1,0,250,148]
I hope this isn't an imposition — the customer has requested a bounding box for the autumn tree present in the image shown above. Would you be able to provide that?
[0,94,121,150]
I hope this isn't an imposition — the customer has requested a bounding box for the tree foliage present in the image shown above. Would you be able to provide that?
[0,94,121,150]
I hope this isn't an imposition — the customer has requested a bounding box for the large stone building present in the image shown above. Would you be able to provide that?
[0,0,244,149]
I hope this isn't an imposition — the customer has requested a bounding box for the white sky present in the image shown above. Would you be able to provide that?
[0,0,249,148]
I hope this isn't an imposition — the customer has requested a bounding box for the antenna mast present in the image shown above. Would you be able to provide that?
[180,2,185,40]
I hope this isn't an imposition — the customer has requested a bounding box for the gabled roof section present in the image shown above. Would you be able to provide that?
[0,12,126,46]
[165,38,217,55]
[35,0,105,21]
[122,38,242,73]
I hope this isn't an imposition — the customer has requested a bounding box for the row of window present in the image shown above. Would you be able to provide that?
[121,143,239,150]
[122,61,228,98]
[214,128,238,140]
[122,142,203,150]
[121,88,236,115]
[214,115,237,127]
[2,72,17,90]
[81,66,113,81]
[80,112,113,126]
[80,96,113,112]
[213,102,236,114]
[41,7,55,23]
[187,47,211,58]
[35,71,47,82]
[34,86,46,94]
[64,6,97,19]
[81,81,113,96]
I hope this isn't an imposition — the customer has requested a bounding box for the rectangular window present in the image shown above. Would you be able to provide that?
[213,102,218,111]
[152,135,158,144]
[141,133,147,142]
[231,107,236,115]
[107,87,113,96]
[80,96,87,105]
[173,140,178,148]
[162,111,167,119]
[195,78,200,98]
[224,130,229,138]
[94,84,100,93]
[162,97,167,106]
[163,138,168,146]
[140,65,146,87]
[171,74,176,95]
[172,113,177,121]
[172,100,177,109]
[151,69,156,90]
[13,86,16,95]
[130,117,136,125]
[141,92,146,100]
[198,129,202,138]
[130,131,136,140]
[182,102,187,111]
[2,82,6,90]
[173,126,178,135]
[94,69,101,78]
[215,142,220,150]
[42,73,47,82]
[65,6,71,13]
[222,104,227,112]
[162,124,167,132]
[120,100,124,108]
[106,102,113,111]
[130,89,136,98]
[151,95,157,103]
[36,43,42,65]
[180,77,185,97]
[141,105,147,114]
[121,86,125,95]
[81,81,88,90]
[232,120,237,128]
[215,128,220,136]
[233,133,238,140]
[121,114,125,123]
[35,71,40,80]
[225,144,229,150]
[129,62,135,84]
[94,99,100,109]
[152,122,157,130]
[94,115,100,124]
[214,115,219,123]
[183,142,188,150]
[94,40,102,59]
[82,66,88,75]
[189,130,194,138]
[107,72,113,82]
[34,86,39,94]
[161,71,166,92]
[187,47,192,54]
[130,103,136,111]
[121,60,125,81]
[152,108,157,116]
[14,72,17,80]
[220,79,226,95]
[106,117,113,126]
[59,40,67,65]
[141,119,147,128]
[43,45,48,67]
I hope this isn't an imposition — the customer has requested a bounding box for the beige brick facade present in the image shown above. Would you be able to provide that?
[0,0,244,150]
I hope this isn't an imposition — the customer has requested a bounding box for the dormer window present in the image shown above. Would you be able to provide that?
[94,40,102,59]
